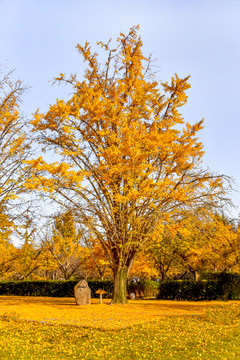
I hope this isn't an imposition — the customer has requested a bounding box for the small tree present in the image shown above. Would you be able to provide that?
[26,26,230,303]
[42,210,86,280]
[0,204,17,279]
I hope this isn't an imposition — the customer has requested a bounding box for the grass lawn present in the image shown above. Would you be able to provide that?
[0,297,239,359]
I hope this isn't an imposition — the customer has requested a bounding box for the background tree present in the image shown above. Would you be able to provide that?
[158,211,239,279]
[0,204,17,279]
[0,68,32,237]
[129,250,158,280]
[181,213,240,275]
[41,210,86,280]
[150,223,185,281]
[11,213,42,280]
[26,26,230,303]
[83,234,111,280]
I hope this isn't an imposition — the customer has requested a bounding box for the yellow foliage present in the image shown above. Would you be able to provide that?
[0,70,29,205]
[1,296,237,330]
[41,210,87,280]
[25,27,229,302]
[129,251,158,279]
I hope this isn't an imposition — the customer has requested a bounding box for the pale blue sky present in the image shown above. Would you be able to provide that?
[1,0,240,217]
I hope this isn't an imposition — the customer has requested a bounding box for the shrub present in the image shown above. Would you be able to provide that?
[157,278,239,301]
[0,280,114,298]
[202,272,240,300]
[157,280,182,300]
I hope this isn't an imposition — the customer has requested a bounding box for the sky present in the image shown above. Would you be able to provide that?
[0,0,240,218]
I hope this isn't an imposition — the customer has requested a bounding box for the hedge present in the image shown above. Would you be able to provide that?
[157,274,240,301]
[202,272,240,300]
[1,273,239,300]
[0,279,160,299]
[0,280,114,298]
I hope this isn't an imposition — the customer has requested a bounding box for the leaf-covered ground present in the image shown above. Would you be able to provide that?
[0,297,239,359]
[0,296,232,330]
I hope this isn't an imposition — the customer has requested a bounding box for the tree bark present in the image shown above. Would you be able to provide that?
[111,267,128,304]
[194,270,200,281]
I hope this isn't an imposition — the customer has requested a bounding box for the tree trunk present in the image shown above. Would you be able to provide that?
[160,269,166,281]
[194,270,200,282]
[111,267,128,304]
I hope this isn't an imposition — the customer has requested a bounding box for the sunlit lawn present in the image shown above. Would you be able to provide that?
[0,296,239,359]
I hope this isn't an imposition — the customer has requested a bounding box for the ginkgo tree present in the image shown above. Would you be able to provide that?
[0,204,16,279]
[0,68,31,226]
[26,26,230,303]
[41,210,86,280]
[83,233,111,280]
[180,213,240,275]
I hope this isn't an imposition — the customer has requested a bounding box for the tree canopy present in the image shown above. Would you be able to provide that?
[25,26,230,303]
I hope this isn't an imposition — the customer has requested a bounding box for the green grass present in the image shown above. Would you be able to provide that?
[0,305,240,360]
